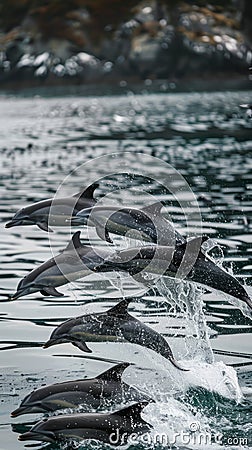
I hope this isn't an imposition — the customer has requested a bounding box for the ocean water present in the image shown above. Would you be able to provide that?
[0,89,251,449]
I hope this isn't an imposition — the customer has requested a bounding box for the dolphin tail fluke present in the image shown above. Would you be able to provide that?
[159,338,189,371]
[97,362,132,381]
[191,256,252,310]
[169,356,189,372]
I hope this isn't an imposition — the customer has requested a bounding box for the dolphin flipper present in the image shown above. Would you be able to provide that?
[40,287,64,297]
[37,222,53,232]
[72,341,92,353]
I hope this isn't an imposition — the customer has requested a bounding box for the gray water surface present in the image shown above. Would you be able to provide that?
[0,90,252,450]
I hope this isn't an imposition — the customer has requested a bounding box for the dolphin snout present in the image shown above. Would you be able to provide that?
[5,221,13,228]
[5,220,22,228]
[43,338,66,349]
[11,406,27,418]
[9,291,24,301]
[18,431,37,441]
[18,431,55,443]
[10,287,32,301]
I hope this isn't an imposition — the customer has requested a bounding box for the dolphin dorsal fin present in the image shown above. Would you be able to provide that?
[141,202,163,216]
[64,231,83,252]
[178,235,209,251]
[113,401,151,421]
[73,183,99,200]
[97,362,132,382]
[108,298,132,316]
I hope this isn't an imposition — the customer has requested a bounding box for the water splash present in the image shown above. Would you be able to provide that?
[156,277,214,364]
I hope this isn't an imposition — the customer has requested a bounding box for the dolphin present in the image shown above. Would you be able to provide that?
[5,182,99,232]
[43,298,187,371]
[10,232,252,309]
[100,238,252,310]
[11,362,149,417]
[71,202,183,245]
[18,401,152,445]
[10,231,113,300]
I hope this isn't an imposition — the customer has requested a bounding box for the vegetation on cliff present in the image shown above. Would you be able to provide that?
[0,1,251,86]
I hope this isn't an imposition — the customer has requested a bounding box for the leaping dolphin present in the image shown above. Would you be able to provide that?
[100,238,252,310]
[5,182,99,232]
[18,401,152,445]
[10,231,113,300]
[43,298,187,371]
[71,202,183,246]
[10,231,252,310]
[11,362,149,417]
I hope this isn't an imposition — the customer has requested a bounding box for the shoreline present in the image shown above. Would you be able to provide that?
[0,74,251,97]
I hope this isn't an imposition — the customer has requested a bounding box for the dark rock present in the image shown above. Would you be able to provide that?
[0,1,251,87]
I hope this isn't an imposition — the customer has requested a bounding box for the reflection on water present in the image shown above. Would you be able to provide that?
[0,90,252,449]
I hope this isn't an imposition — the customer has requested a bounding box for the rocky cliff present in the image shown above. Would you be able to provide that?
[0,0,251,88]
